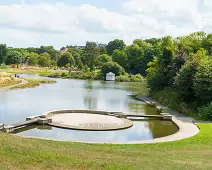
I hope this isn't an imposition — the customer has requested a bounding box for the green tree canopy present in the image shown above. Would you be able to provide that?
[125,44,143,70]
[107,39,126,55]
[28,52,39,66]
[194,58,212,104]
[96,54,112,68]
[5,50,23,66]
[112,50,128,69]
[174,49,207,101]
[101,61,125,77]
[146,57,167,91]
[0,44,7,64]
[84,41,99,71]
[57,52,75,68]
[38,52,52,67]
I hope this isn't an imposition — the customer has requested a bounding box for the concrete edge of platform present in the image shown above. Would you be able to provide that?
[48,118,133,131]
[12,117,199,144]
[10,107,200,144]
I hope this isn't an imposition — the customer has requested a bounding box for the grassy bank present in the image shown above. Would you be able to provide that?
[150,88,202,119]
[0,79,21,88]
[0,66,67,77]
[0,124,211,169]
[11,78,56,90]
[49,72,145,82]
[0,72,21,88]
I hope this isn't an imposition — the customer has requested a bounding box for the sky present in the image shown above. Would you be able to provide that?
[0,0,212,49]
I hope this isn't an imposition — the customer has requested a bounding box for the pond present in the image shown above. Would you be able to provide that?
[0,74,179,143]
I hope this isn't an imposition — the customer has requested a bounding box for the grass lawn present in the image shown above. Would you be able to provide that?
[0,124,211,170]
[0,67,67,77]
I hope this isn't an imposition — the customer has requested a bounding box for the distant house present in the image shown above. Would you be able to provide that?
[60,48,68,54]
[106,72,116,81]
[74,46,86,50]
[98,44,107,48]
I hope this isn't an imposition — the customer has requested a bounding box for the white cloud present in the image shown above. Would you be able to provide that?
[0,0,212,49]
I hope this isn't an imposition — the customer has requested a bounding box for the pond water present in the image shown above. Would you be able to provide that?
[0,74,178,143]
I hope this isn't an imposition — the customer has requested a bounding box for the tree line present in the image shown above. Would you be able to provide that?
[0,31,211,119]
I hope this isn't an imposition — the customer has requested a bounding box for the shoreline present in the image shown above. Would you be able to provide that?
[0,79,28,92]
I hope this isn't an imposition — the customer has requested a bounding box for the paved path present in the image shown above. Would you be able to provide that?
[0,79,28,92]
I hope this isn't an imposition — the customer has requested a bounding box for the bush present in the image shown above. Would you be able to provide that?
[49,71,103,80]
[150,88,182,112]
[174,61,198,101]
[101,61,125,77]
[116,75,130,82]
[146,57,168,91]
[151,87,199,117]
[194,59,212,104]
[116,74,144,82]
[130,74,144,82]
[198,103,212,121]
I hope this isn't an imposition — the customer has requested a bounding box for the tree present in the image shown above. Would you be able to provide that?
[37,46,58,61]
[85,42,99,71]
[0,44,7,64]
[107,39,126,55]
[125,44,143,71]
[57,52,75,67]
[146,57,167,91]
[96,54,112,68]
[101,61,125,77]
[28,53,39,66]
[194,58,212,104]
[38,52,51,67]
[174,49,207,101]
[5,50,23,67]
[202,34,212,55]
[71,51,83,69]
[144,38,162,46]
[112,50,128,69]
[132,41,158,75]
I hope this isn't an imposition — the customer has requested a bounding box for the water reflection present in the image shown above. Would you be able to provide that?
[1,74,178,142]
[13,120,178,143]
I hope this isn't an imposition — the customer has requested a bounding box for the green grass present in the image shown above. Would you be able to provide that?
[0,124,211,170]
[0,79,20,88]
[0,67,66,77]
[11,78,56,90]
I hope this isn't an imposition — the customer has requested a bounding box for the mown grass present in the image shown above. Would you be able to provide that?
[0,124,211,170]
[11,78,56,90]
[0,67,66,77]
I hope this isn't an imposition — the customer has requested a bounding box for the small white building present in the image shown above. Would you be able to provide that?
[106,72,115,81]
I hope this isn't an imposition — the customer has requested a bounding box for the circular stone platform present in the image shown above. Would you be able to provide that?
[48,113,133,131]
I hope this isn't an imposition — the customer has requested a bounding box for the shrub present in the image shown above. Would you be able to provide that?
[150,88,182,112]
[198,103,212,121]
[130,74,144,82]
[116,74,144,82]
[101,61,125,77]
[194,59,212,104]
[116,75,130,82]
[174,61,198,101]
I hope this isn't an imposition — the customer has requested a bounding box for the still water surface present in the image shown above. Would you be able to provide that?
[0,74,178,143]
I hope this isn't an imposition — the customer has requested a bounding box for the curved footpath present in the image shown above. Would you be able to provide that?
[0,79,28,92]
[121,96,200,144]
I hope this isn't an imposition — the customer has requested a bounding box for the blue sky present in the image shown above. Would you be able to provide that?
[0,0,211,49]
